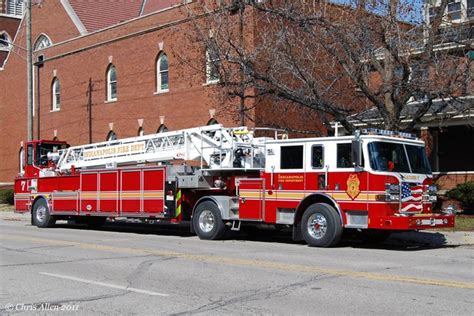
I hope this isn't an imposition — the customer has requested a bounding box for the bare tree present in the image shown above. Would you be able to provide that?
[178,0,473,133]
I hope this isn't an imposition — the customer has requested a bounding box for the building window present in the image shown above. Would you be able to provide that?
[156,52,169,92]
[0,32,12,51]
[207,118,218,125]
[157,124,168,133]
[206,49,220,84]
[106,64,117,101]
[447,1,462,20]
[280,146,303,169]
[107,131,117,141]
[34,34,52,51]
[468,0,474,18]
[138,127,144,136]
[51,78,60,111]
[6,0,24,16]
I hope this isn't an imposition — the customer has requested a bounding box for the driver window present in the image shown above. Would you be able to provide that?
[27,144,34,165]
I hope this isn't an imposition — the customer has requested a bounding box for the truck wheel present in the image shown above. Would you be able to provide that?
[193,201,226,240]
[301,203,342,247]
[32,199,56,228]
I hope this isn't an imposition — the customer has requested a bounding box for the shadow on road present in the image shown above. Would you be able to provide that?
[51,220,459,251]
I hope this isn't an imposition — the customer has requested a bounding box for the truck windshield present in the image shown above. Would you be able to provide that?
[37,143,68,167]
[368,142,431,174]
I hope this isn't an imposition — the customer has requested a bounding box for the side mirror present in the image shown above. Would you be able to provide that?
[351,139,362,168]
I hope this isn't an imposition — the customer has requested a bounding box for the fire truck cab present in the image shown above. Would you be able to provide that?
[14,126,455,247]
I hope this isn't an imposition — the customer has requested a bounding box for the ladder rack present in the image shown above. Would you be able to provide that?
[56,125,268,172]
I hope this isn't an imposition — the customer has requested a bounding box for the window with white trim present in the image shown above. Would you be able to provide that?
[106,64,117,101]
[447,0,462,20]
[34,34,52,51]
[157,124,168,133]
[156,52,169,92]
[107,131,117,141]
[0,32,12,51]
[468,0,474,17]
[206,49,220,84]
[51,78,60,111]
[6,0,24,16]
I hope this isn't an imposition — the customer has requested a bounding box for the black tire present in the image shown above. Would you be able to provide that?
[192,201,226,240]
[32,199,56,228]
[301,203,342,247]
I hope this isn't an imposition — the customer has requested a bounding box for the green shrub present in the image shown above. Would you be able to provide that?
[0,189,14,205]
[446,181,474,209]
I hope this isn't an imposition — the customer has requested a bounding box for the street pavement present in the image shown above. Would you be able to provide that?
[0,210,473,315]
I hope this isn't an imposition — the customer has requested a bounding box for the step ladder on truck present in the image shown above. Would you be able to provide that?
[14,125,454,247]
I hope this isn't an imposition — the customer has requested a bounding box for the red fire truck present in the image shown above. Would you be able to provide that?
[14,125,454,247]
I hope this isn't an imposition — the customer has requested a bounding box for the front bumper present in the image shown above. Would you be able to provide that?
[373,213,455,230]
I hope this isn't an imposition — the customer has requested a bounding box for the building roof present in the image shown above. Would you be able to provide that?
[141,0,183,16]
[349,97,474,126]
[67,0,184,33]
[68,0,143,33]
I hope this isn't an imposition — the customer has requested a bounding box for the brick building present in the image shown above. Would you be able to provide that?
[0,1,471,188]
[0,1,327,184]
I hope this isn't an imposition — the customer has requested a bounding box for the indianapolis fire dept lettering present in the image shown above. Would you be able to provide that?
[346,174,361,200]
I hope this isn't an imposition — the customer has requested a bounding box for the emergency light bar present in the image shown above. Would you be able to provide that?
[360,128,417,140]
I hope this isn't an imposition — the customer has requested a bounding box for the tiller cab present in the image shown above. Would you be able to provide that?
[14,125,454,247]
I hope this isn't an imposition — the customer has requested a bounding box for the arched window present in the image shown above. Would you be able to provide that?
[157,124,168,133]
[106,64,117,101]
[138,127,144,136]
[107,130,117,141]
[0,32,12,50]
[51,77,60,111]
[156,52,169,92]
[34,34,52,51]
[207,118,218,125]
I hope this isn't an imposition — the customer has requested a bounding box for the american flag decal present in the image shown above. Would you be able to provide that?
[401,182,423,212]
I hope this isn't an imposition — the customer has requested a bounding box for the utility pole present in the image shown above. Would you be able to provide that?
[87,78,93,144]
[26,0,33,141]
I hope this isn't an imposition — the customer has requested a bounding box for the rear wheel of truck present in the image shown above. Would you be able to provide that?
[32,199,56,228]
[301,203,342,247]
[193,201,226,240]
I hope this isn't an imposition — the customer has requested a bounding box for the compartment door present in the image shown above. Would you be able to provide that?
[80,173,98,213]
[99,171,118,215]
[142,169,165,216]
[238,179,264,221]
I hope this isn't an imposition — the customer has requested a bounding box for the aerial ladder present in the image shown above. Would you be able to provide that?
[54,124,268,174]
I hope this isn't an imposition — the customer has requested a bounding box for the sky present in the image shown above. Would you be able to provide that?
[329,0,426,24]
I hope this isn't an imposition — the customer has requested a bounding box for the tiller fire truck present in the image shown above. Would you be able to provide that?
[14,125,454,247]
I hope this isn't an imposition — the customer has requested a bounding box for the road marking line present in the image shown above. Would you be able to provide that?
[39,272,169,297]
[2,234,473,290]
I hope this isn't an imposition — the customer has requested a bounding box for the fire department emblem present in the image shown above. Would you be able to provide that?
[346,174,360,200]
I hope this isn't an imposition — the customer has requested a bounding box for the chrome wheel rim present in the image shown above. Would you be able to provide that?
[199,210,215,233]
[307,213,327,240]
[36,205,47,223]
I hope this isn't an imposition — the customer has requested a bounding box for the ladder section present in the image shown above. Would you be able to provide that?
[57,125,267,171]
